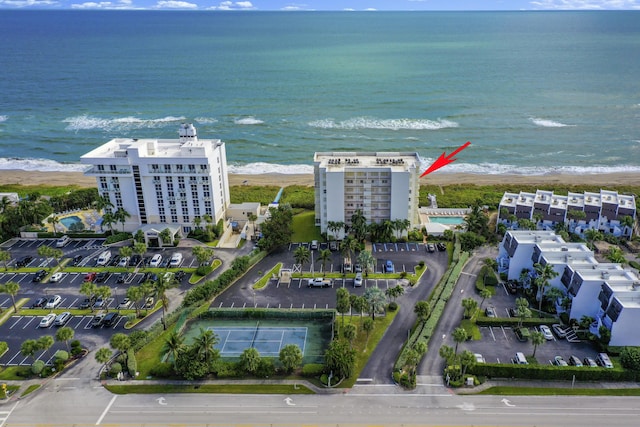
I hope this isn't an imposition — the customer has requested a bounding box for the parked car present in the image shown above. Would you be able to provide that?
[308,278,332,288]
[118,298,132,310]
[93,297,106,309]
[508,307,518,317]
[505,280,518,294]
[159,258,170,268]
[84,272,97,282]
[39,313,56,328]
[109,255,121,267]
[54,311,72,326]
[385,260,395,273]
[129,254,141,267]
[539,325,554,340]
[437,243,446,251]
[568,355,583,367]
[174,270,186,282]
[310,240,318,250]
[554,356,568,367]
[72,255,83,266]
[515,327,530,342]
[427,243,435,253]
[95,272,108,283]
[596,352,614,368]
[79,296,96,309]
[144,297,155,308]
[474,353,486,363]
[31,297,48,308]
[91,313,105,328]
[354,272,363,287]
[55,235,70,247]
[118,257,130,267]
[149,254,162,267]
[33,269,47,282]
[102,312,119,327]
[16,256,34,268]
[329,241,338,251]
[583,357,598,367]
[169,253,183,267]
[45,295,62,309]
[552,323,569,338]
[485,307,497,318]
[354,264,363,273]
[49,272,64,283]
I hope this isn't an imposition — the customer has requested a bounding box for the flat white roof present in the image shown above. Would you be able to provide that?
[314,151,420,172]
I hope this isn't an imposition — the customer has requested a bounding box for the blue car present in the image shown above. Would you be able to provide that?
[385,260,395,273]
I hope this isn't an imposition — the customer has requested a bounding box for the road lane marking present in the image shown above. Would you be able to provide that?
[96,395,117,425]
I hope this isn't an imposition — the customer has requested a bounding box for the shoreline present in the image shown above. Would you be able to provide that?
[1,170,640,189]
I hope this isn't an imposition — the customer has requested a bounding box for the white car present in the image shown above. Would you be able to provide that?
[45,295,62,309]
[552,323,568,338]
[39,313,56,328]
[540,325,554,340]
[474,353,486,363]
[354,272,363,287]
[49,272,64,283]
[118,257,130,267]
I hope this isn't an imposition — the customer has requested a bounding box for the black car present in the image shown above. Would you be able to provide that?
[174,270,186,282]
[31,297,48,308]
[72,255,83,266]
[109,255,121,267]
[33,269,47,282]
[79,295,97,309]
[102,312,119,327]
[505,280,518,294]
[159,258,170,268]
[116,273,126,284]
[16,256,34,268]
[95,272,109,283]
[129,254,141,267]
[436,243,446,251]
[139,272,158,284]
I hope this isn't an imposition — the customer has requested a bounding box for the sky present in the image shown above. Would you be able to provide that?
[1,0,640,11]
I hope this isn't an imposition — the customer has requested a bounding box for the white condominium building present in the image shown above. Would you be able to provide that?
[314,152,421,239]
[81,124,230,235]
[497,189,636,238]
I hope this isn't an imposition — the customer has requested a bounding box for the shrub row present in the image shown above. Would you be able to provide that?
[475,317,558,327]
[395,239,468,373]
[469,363,638,382]
[126,349,137,377]
[0,341,8,357]
[301,363,324,377]
[105,232,133,244]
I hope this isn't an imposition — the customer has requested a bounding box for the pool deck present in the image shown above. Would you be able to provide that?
[45,209,103,233]
[419,207,471,236]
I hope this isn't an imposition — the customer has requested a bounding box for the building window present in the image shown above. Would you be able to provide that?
[171,215,178,223]
[97,165,105,171]
[160,215,166,222]
[188,164,196,173]
[200,164,208,171]
[176,164,183,172]
[110,165,117,171]
[204,191,210,198]
[164,164,172,173]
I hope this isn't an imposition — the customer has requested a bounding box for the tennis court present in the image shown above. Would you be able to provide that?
[210,324,307,357]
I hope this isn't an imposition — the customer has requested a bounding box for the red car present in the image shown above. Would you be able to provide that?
[84,272,97,282]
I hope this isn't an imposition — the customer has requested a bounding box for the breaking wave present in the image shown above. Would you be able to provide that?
[529,117,575,128]
[308,117,459,131]
[194,117,218,124]
[234,117,264,125]
[0,157,88,172]
[0,115,7,123]
[63,115,187,132]
[227,162,313,175]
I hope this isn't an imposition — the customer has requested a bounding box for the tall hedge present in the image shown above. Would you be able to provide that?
[126,349,137,377]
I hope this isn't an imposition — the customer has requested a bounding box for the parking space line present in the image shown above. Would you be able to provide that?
[501,326,509,339]
[83,316,95,329]
[489,326,496,341]
[6,351,23,365]
[69,316,84,329]
[9,317,22,329]
[22,316,37,329]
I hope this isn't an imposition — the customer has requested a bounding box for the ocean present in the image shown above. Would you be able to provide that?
[0,10,639,176]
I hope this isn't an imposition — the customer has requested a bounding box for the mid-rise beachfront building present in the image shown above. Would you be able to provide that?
[497,189,636,238]
[313,152,421,239]
[81,124,230,244]
[498,230,640,346]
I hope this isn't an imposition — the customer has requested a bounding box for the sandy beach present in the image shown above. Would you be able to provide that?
[1,169,640,189]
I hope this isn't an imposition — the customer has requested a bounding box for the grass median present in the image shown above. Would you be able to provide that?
[105,383,314,395]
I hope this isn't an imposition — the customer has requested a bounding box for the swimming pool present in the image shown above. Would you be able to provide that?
[428,216,465,225]
[60,215,82,229]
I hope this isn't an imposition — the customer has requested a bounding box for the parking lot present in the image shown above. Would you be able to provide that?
[460,282,603,366]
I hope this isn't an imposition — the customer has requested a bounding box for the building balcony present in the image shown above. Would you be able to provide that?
[85,167,131,175]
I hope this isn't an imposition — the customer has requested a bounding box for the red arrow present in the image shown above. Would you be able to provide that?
[420,141,471,178]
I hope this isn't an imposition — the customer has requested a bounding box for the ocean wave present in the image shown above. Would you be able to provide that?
[308,117,459,131]
[529,117,575,128]
[63,115,187,132]
[0,158,88,172]
[194,117,218,124]
[234,117,264,125]
[227,162,313,175]
[0,115,7,123]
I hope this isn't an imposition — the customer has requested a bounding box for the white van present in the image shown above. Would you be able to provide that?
[96,250,111,266]
[149,254,162,268]
[169,252,183,267]
[596,352,614,368]
[55,235,70,248]
[513,352,528,365]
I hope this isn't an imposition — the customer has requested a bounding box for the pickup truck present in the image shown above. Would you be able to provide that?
[307,278,333,288]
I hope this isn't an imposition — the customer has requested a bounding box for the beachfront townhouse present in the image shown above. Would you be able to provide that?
[81,124,230,244]
[313,152,421,239]
[498,230,640,346]
[497,189,636,238]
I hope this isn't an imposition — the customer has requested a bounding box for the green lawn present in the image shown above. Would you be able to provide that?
[479,386,640,396]
[291,211,322,243]
[106,383,314,395]
[253,263,282,290]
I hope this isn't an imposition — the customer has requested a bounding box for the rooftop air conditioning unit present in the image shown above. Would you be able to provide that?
[561,247,569,251]
[602,272,610,280]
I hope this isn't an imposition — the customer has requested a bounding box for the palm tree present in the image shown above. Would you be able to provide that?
[21,339,40,364]
[101,211,116,235]
[340,235,358,268]
[126,285,144,318]
[193,216,202,230]
[37,335,54,358]
[327,221,344,240]
[240,347,261,375]
[479,288,492,309]
[93,195,114,214]
[293,245,311,271]
[193,328,219,365]
[350,209,367,242]
[460,349,476,377]
[55,326,74,352]
[0,250,10,272]
[530,331,545,357]
[247,213,258,234]
[357,250,375,277]
[80,281,98,313]
[620,215,635,237]
[363,286,386,320]
[439,344,455,366]
[317,249,332,276]
[362,317,374,349]
[0,195,12,213]
[533,262,559,315]
[452,327,469,356]
[159,228,173,247]
[606,247,626,264]
[154,272,176,329]
[584,229,602,249]
[414,300,431,336]
[47,215,61,234]
[114,208,131,232]
[163,331,184,373]
[3,281,20,313]
[95,347,113,371]
[461,298,478,319]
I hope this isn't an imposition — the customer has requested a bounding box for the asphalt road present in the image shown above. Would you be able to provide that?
[5,379,640,427]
